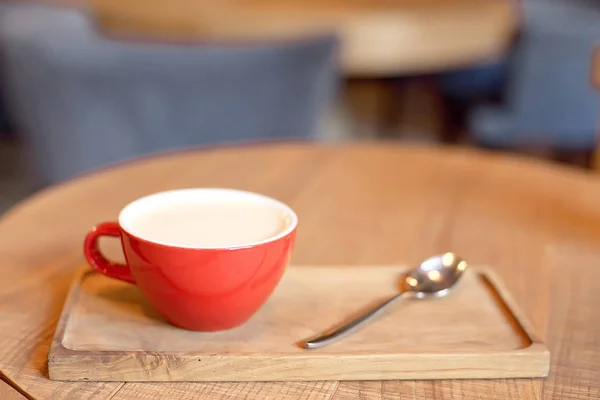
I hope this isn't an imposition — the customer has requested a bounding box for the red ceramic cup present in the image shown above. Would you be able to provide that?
[83,188,297,331]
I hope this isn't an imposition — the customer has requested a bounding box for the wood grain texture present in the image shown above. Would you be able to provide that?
[48,266,548,382]
[0,379,27,400]
[0,142,599,398]
[89,0,518,76]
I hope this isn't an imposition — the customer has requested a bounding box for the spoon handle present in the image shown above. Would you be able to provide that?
[299,292,406,349]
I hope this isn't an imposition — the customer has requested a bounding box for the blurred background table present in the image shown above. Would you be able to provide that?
[89,0,518,76]
[1,143,599,399]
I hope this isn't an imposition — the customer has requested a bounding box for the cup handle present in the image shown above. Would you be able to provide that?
[84,222,136,284]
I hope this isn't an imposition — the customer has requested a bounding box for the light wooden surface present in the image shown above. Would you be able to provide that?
[0,379,26,400]
[48,266,548,382]
[1,143,599,398]
[89,0,518,76]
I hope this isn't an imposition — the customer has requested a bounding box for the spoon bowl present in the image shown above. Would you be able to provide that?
[402,253,467,297]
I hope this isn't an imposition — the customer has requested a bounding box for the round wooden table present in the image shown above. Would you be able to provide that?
[1,143,599,398]
[90,0,519,76]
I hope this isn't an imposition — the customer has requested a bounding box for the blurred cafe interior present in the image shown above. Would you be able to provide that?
[0,0,599,212]
[1,1,600,398]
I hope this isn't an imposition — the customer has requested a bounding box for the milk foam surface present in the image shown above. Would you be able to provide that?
[128,201,291,247]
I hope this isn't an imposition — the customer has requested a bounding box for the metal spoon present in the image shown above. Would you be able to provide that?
[299,253,467,349]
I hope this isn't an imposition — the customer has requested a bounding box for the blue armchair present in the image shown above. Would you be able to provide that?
[469,1,600,162]
[0,4,340,186]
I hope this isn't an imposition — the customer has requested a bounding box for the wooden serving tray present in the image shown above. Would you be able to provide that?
[48,266,550,382]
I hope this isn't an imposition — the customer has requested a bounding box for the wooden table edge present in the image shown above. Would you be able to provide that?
[0,371,32,400]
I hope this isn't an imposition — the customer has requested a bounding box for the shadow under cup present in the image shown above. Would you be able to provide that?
[83,188,298,331]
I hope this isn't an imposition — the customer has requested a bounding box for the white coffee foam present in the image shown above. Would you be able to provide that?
[118,188,297,249]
